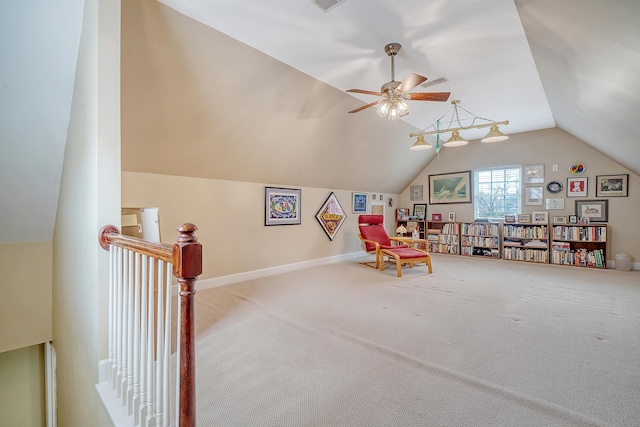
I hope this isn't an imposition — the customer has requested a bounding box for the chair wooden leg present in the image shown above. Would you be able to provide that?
[426,257,433,274]
[396,260,402,277]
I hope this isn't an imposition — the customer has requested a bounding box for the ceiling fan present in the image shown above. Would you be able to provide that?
[347,43,450,119]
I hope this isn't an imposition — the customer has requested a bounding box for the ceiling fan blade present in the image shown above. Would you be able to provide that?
[348,100,383,113]
[407,92,451,102]
[397,73,428,93]
[346,89,383,96]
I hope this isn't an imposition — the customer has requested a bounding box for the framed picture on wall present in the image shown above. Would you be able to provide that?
[567,177,588,197]
[413,204,427,219]
[428,170,472,204]
[410,185,423,201]
[575,199,608,222]
[596,174,629,197]
[352,192,368,214]
[525,187,543,205]
[265,187,301,226]
[315,192,346,240]
[524,164,545,184]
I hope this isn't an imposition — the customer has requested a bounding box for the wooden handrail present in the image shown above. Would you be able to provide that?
[98,223,202,427]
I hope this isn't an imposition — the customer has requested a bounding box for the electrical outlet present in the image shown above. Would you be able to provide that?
[552,165,558,172]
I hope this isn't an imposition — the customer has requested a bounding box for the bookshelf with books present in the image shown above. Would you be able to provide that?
[395,209,426,239]
[426,221,460,255]
[550,224,607,268]
[460,222,500,258]
[502,223,549,263]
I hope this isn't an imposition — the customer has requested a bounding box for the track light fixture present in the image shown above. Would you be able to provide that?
[409,100,509,152]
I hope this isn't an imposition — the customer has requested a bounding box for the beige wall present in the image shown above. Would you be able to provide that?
[123,171,398,280]
[0,345,45,427]
[51,0,120,426]
[0,242,52,353]
[401,127,640,263]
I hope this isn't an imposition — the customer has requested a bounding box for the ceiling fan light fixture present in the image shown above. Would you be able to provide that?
[376,101,391,118]
[481,124,509,143]
[410,134,432,150]
[397,99,410,117]
[443,130,468,147]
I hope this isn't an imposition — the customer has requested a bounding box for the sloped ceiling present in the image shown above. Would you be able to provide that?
[1,0,639,243]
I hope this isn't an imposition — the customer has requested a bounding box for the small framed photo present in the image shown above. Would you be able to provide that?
[532,211,549,224]
[448,212,456,222]
[265,187,302,226]
[596,174,628,197]
[545,198,565,210]
[352,192,368,214]
[524,164,545,184]
[372,194,376,200]
[431,213,443,222]
[410,185,424,201]
[525,187,543,205]
[413,204,427,220]
[517,214,532,224]
[567,177,588,197]
[569,215,578,224]
[575,199,608,222]
[504,215,516,223]
[396,208,410,220]
[553,215,567,224]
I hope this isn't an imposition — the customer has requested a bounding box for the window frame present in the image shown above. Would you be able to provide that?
[473,165,522,220]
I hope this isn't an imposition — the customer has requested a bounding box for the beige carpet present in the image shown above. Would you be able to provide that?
[191,254,640,426]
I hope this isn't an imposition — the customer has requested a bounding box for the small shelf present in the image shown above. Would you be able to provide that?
[460,222,500,258]
[550,225,607,268]
[502,223,549,263]
[427,221,460,255]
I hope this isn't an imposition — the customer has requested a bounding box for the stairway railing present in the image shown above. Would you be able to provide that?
[98,223,202,427]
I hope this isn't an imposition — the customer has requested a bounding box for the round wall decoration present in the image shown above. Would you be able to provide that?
[569,162,585,175]
[546,181,563,193]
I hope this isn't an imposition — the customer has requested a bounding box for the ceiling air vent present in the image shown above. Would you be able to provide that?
[421,77,448,88]
[311,0,348,13]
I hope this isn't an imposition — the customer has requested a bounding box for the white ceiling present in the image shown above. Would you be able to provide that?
[2,0,639,243]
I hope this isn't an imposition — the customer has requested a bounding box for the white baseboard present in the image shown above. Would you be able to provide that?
[609,260,640,271]
[196,251,365,291]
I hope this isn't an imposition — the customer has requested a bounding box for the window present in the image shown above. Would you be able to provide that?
[474,166,521,219]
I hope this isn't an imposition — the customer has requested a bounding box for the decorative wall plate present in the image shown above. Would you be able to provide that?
[569,162,585,175]
[546,181,563,193]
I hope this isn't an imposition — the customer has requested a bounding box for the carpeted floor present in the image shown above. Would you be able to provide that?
[191,254,640,426]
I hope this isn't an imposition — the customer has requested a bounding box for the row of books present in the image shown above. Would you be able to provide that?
[461,236,499,247]
[428,243,459,254]
[552,226,607,242]
[551,247,606,268]
[427,234,459,244]
[503,247,549,263]
[432,222,459,234]
[503,225,548,239]
[460,223,500,236]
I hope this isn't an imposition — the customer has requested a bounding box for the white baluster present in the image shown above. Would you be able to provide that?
[115,246,123,394]
[133,252,141,423]
[155,260,166,426]
[126,249,134,409]
[163,262,172,427]
[145,257,156,427]
[139,254,148,425]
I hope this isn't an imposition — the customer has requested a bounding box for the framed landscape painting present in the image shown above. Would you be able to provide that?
[429,171,472,204]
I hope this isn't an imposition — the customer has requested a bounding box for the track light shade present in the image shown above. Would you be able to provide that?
[410,134,432,150]
[481,124,509,143]
[443,130,468,147]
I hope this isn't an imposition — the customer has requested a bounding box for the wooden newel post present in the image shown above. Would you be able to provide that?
[172,223,202,427]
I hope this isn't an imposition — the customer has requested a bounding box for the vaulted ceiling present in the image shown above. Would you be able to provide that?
[2,0,639,243]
